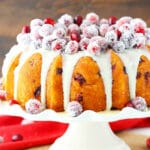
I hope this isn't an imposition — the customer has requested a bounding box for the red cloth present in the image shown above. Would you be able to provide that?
[0,115,150,150]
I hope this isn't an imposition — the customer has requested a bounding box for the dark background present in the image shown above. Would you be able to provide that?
[0,0,150,76]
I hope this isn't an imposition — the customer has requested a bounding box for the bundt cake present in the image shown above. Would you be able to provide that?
[1,12,150,113]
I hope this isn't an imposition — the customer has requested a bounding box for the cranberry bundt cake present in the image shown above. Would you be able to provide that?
[1,13,150,113]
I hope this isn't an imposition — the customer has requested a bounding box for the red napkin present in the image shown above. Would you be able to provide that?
[0,115,150,150]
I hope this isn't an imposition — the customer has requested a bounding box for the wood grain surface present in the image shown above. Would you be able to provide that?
[0,0,150,76]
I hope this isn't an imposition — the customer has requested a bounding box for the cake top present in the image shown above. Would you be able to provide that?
[16,12,150,55]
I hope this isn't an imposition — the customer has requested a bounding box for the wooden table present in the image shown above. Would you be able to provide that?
[0,0,150,76]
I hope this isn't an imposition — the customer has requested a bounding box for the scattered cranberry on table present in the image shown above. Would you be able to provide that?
[12,134,23,142]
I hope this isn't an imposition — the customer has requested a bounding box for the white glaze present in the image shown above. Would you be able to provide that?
[3,44,150,111]
[50,121,130,150]
[118,49,150,99]
[40,50,60,107]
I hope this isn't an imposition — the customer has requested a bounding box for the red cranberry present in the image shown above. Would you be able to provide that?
[125,101,134,108]
[12,134,23,142]
[44,18,55,25]
[135,26,145,34]
[74,15,83,26]
[116,29,122,39]
[70,32,81,42]
[109,16,117,25]
[21,25,30,34]
[9,99,19,105]
[146,137,150,148]
[0,90,6,100]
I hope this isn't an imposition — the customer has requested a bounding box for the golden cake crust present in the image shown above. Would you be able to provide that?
[46,55,64,111]
[70,56,106,111]
[111,50,130,109]
[136,55,150,106]
[16,53,42,107]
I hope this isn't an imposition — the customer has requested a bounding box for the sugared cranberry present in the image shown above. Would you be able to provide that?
[67,101,83,117]
[146,137,150,148]
[21,25,30,34]
[70,32,81,42]
[12,134,23,142]
[44,18,55,25]
[9,99,19,106]
[109,16,117,25]
[74,15,83,26]
[135,26,145,34]
[0,90,6,100]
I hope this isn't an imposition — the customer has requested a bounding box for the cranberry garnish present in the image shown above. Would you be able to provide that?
[0,90,6,100]
[125,101,134,108]
[108,16,117,25]
[135,26,145,34]
[21,25,30,34]
[146,137,150,148]
[70,32,81,42]
[44,18,55,25]
[9,99,19,105]
[12,134,23,142]
[74,15,83,26]
[116,29,122,39]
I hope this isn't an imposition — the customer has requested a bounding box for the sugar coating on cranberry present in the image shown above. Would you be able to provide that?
[131,33,146,48]
[30,39,42,49]
[131,18,147,33]
[105,30,118,43]
[83,25,99,38]
[42,35,55,50]
[51,39,66,51]
[65,41,79,54]
[87,41,101,55]
[68,23,80,34]
[58,14,73,27]
[16,33,31,45]
[116,16,132,27]
[119,23,132,33]
[99,23,109,36]
[39,24,53,37]
[30,26,43,40]
[132,97,147,111]
[30,18,44,28]
[90,36,107,51]
[79,38,90,50]
[120,31,134,48]
[99,18,109,25]
[113,41,125,53]
[25,99,44,114]
[66,101,83,117]
[53,27,66,39]
[86,12,99,24]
